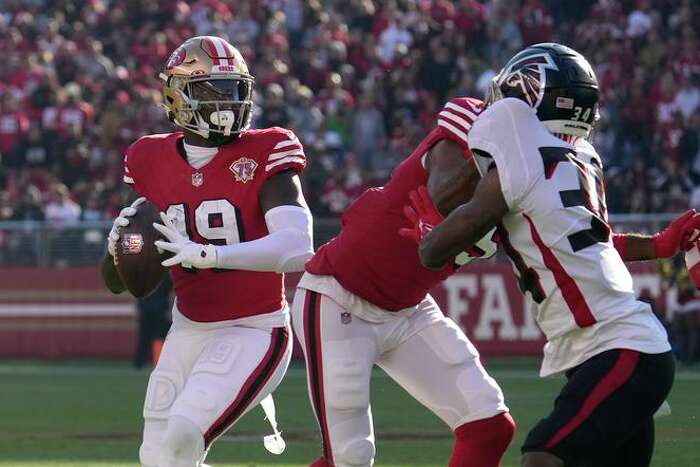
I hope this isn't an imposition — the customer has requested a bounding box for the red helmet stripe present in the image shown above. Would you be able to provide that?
[204,37,221,65]
[220,39,236,58]
[214,37,231,66]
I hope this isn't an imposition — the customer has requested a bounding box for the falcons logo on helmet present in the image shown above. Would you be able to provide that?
[499,53,559,109]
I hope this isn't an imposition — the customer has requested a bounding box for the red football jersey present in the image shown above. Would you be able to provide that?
[306,97,483,310]
[123,127,306,322]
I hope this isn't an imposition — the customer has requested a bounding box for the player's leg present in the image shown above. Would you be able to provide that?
[376,297,514,467]
[521,349,674,467]
[159,324,292,467]
[291,288,379,467]
[523,418,656,467]
[139,328,205,467]
[593,417,654,467]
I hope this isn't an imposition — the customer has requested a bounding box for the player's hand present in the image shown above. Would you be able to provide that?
[107,197,146,260]
[153,212,217,269]
[399,186,444,244]
[654,209,700,258]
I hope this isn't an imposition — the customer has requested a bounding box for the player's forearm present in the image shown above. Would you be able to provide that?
[420,168,508,269]
[214,229,313,272]
[420,202,498,269]
[426,141,480,216]
[100,253,127,294]
[215,205,313,273]
[612,233,657,262]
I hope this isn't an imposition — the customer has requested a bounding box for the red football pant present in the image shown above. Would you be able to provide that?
[449,412,516,467]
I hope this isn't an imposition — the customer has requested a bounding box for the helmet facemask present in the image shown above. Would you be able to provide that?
[163,74,253,144]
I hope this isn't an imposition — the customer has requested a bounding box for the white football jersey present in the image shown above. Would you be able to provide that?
[469,98,670,376]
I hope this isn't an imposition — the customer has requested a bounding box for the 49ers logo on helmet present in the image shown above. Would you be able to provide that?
[501,53,559,109]
[166,47,186,70]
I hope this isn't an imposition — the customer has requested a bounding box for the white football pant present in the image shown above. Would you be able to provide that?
[138,311,291,467]
[291,273,508,467]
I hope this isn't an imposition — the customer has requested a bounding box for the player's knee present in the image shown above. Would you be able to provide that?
[139,441,159,467]
[422,318,477,366]
[455,412,516,451]
[336,437,375,467]
[158,415,204,467]
[140,419,167,467]
[454,364,507,417]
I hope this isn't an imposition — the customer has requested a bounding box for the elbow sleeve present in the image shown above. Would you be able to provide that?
[266,205,314,272]
[214,205,314,273]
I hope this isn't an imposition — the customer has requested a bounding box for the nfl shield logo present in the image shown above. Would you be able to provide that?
[230,157,258,183]
[121,233,144,255]
[340,311,352,325]
[192,172,204,187]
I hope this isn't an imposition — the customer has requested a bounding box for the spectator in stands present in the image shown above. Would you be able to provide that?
[44,183,81,226]
[351,93,385,168]
[12,186,45,222]
[661,256,699,365]
[0,93,29,156]
[0,0,697,222]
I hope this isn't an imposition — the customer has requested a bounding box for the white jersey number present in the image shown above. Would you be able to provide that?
[166,199,242,271]
[540,147,610,252]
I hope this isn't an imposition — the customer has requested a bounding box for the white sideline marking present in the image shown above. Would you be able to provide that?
[0,304,134,317]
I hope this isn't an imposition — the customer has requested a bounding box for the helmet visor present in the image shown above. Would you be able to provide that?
[188,77,253,103]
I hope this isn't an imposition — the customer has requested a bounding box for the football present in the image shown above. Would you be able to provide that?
[114,201,169,298]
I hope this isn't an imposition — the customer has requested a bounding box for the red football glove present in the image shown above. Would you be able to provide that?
[653,209,700,258]
[399,186,444,245]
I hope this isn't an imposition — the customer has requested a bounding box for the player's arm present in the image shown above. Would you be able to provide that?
[101,254,126,294]
[612,210,700,261]
[419,168,509,269]
[154,170,314,272]
[425,139,481,216]
[101,196,146,294]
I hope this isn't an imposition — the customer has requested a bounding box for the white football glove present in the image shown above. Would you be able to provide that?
[107,197,146,260]
[153,212,218,269]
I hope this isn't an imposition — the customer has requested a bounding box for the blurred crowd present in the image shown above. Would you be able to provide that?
[0,0,699,223]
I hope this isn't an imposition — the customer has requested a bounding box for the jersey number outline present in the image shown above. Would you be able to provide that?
[539,147,610,252]
[166,199,244,272]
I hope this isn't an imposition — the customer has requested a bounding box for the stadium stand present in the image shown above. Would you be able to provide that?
[0,0,698,222]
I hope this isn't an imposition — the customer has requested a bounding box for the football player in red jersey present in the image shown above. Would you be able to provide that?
[100,36,314,467]
[292,97,515,467]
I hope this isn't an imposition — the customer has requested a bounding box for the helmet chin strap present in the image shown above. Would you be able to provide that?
[192,112,211,138]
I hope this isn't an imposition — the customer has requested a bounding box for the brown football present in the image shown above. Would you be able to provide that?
[114,201,169,298]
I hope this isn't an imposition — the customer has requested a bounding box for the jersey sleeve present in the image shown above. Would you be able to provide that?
[122,139,147,196]
[123,153,135,185]
[261,129,307,181]
[467,98,543,210]
[436,97,484,150]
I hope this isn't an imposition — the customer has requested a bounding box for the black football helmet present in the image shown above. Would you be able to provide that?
[485,43,599,139]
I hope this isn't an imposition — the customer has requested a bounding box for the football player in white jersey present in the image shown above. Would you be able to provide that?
[402,43,700,467]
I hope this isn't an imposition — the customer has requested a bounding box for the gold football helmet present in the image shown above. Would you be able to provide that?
[160,36,254,142]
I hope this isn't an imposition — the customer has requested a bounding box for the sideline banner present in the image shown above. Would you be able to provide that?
[0,264,663,358]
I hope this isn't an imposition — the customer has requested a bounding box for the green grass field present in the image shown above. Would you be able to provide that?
[0,359,697,467]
